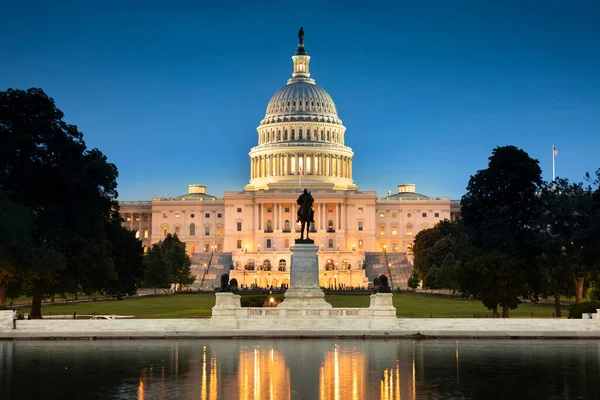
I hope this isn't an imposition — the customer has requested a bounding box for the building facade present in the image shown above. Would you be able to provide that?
[119,33,453,289]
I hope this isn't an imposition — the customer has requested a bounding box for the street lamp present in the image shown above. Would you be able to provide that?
[254,274,257,287]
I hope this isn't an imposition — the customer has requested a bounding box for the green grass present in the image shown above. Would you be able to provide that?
[40,293,216,318]
[35,292,566,319]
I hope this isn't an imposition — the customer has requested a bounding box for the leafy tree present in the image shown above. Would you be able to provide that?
[0,88,121,317]
[407,269,420,290]
[0,190,33,306]
[104,212,145,298]
[143,234,194,291]
[459,146,543,317]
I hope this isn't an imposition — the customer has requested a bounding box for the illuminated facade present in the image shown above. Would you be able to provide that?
[119,32,453,288]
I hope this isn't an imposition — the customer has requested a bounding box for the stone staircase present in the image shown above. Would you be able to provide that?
[364,252,413,289]
[190,252,233,290]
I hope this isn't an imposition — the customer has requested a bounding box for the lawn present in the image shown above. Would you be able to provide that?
[35,291,566,319]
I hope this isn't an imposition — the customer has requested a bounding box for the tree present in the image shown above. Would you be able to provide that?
[104,212,145,298]
[459,146,543,317]
[407,270,420,290]
[0,88,120,317]
[0,190,33,306]
[142,234,194,291]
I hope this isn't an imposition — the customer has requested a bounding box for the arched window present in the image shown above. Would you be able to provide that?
[162,226,168,236]
[189,223,196,236]
[284,130,288,140]
[284,220,290,232]
[190,244,195,254]
[342,259,351,270]
[406,223,413,236]
[326,259,335,271]
[246,259,255,270]
[277,131,281,141]
[262,259,271,271]
[328,219,334,231]
[291,129,295,140]
[278,259,287,271]
[266,220,273,232]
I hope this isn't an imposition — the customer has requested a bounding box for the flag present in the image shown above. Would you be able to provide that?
[553,146,558,156]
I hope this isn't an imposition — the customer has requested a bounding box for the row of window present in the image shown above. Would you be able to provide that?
[379,212,440,218]
[259,128,342,144]
[125,215,149,222]
[163,212,222,219]
[162,224,222,237]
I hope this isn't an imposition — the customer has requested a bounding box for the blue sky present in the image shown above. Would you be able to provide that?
[2,1,599,200]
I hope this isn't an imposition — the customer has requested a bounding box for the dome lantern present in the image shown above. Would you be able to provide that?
[290,27,314,84]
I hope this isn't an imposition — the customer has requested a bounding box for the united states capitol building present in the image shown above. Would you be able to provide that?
[119,31,460,289]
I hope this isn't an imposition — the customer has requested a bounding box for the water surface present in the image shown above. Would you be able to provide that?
[1,339,598,399]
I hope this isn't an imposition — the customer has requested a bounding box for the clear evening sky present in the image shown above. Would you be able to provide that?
[2,1,599,200]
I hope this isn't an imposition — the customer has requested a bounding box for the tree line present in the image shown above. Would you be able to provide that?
[410,146,600,317]
[0,88,193,317]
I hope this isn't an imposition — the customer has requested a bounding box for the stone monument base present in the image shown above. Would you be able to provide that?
[277,243,332,309]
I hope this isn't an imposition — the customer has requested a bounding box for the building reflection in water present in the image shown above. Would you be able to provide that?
[237,346,291,400]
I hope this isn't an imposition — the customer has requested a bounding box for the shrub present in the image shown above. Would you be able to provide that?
[568,301,600,319]
[241,294,285,307]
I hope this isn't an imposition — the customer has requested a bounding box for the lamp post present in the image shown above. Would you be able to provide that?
[254,274,257,288]
[382,244,394,290]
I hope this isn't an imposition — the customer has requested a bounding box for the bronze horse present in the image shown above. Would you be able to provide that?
[296,189,314,241]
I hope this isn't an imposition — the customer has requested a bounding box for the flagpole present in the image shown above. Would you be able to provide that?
[552,144,555,182]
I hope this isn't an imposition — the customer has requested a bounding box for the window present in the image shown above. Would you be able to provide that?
[262,259,271,271]
[284,207,290,212]
[144,229,148,238]
[205,213,210,218]
[284,220,290,232]
[204,243,209,252]
[246,259,255,270]
[205,226,210,236]
[392,242,398,252]
[435,212,440,218]
[266,239,272,248]
[407,213,412,218]
[342,259,351,270]
[266,220,273,232]
[392,212,397,218]
[175,213,180,218]
[326,259,335,270]
[135,230,140,239]
[328,220,334,231]
[406,223,413,235]
[163,213,168,219]
[175,226,180,234]
[358,221,363,231]
[126,216,131,222]
[144,215,149,221]
[237,240,242,249]
[190,213,195,218]
[189,223,196,236]
[358,207,363,213]
[237,222,242,231]
[217,227,223,236]
[379,213,384,218]
[392,228,397,235]
[135,216,140,222]
[422,213,427,218]
[328,239,334,249]
[217,213,222,218]
[278,259,286,271]
[162,227,168,236]
[237,208,242,213]
[190,244,195,254]
[358,239,364,249]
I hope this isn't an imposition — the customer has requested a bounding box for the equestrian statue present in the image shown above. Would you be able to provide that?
[296,188,314,243]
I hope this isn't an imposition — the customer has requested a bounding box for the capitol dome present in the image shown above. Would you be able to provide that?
[263,82,341,124]
[245,28,356,192]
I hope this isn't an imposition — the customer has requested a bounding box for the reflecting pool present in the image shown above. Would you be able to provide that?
[1,339,599,399]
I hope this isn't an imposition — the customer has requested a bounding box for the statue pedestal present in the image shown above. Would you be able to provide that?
[278,244,332,309]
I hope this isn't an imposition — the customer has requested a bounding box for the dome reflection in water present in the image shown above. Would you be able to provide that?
[1,339,599,400]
